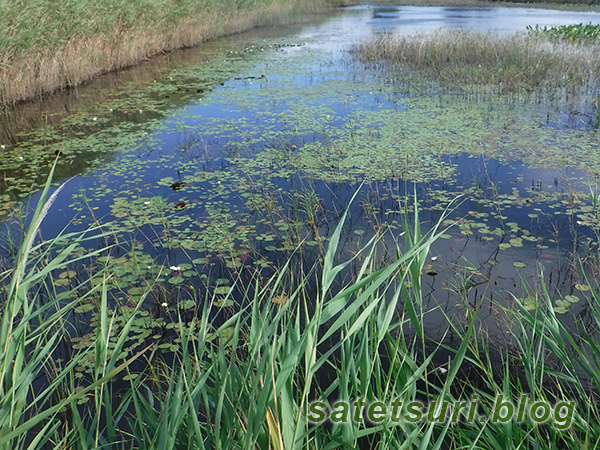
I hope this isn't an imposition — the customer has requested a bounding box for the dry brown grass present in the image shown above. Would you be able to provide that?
[354,29,600,93]
[0,0,337,105]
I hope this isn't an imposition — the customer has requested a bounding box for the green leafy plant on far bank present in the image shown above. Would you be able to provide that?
[527,22,600,42]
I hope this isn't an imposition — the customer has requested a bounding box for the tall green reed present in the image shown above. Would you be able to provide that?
[0,164,153,450]
[118,187,469,449]
[425,261,600,450]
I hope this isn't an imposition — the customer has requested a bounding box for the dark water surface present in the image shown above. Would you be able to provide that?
[362,5,600,33]
[3,5,600,341]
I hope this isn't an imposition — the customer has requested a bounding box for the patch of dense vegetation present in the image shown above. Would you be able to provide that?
[527,22,600,41]
[0,0,345,104]
[354,29,600,94]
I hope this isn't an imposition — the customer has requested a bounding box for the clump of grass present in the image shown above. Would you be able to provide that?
[354,29,600,93]
[0,163,152,449]
[464,268,600,448]
[114,189,463,450]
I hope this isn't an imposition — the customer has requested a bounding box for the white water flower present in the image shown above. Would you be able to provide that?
[161,302,168,308]
[431,256,438,261]
[0,145,5,149]
[169,265,181,271]
[93,117,97,121]
[144,201,151,205]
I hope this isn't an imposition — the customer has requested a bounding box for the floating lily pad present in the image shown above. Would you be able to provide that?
[214,298,234,307]
[207,326,235,345]
[215,286,232,295]
[425,264,438,277]
[178,300,196,309]
[128,287,145,296]
[520,296,536,311]
[575,283,591,292]
[75,303,96,313]
[59,270,78,279]
[512,261,527,268]
[509,238,523,248]
[564,295,580,304]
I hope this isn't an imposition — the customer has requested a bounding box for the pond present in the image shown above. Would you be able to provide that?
[3,4,600,351]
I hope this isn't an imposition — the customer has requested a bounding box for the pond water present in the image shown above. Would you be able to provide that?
[3,5,600,348]
[359,5,600,33]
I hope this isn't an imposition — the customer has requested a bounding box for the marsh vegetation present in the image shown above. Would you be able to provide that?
[355,26,600,94]
[0,0,346,104]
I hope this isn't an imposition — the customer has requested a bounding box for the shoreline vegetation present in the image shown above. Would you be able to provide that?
[2,0,600,106]
[0,0,345,105]
[3,177,600,449]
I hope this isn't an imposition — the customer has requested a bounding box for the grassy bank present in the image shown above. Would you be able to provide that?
[0,0,345,105]
[2,174,600,449]
[354,29,600,94]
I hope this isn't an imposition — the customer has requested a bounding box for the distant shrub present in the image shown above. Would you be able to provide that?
[527,23,600,42]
